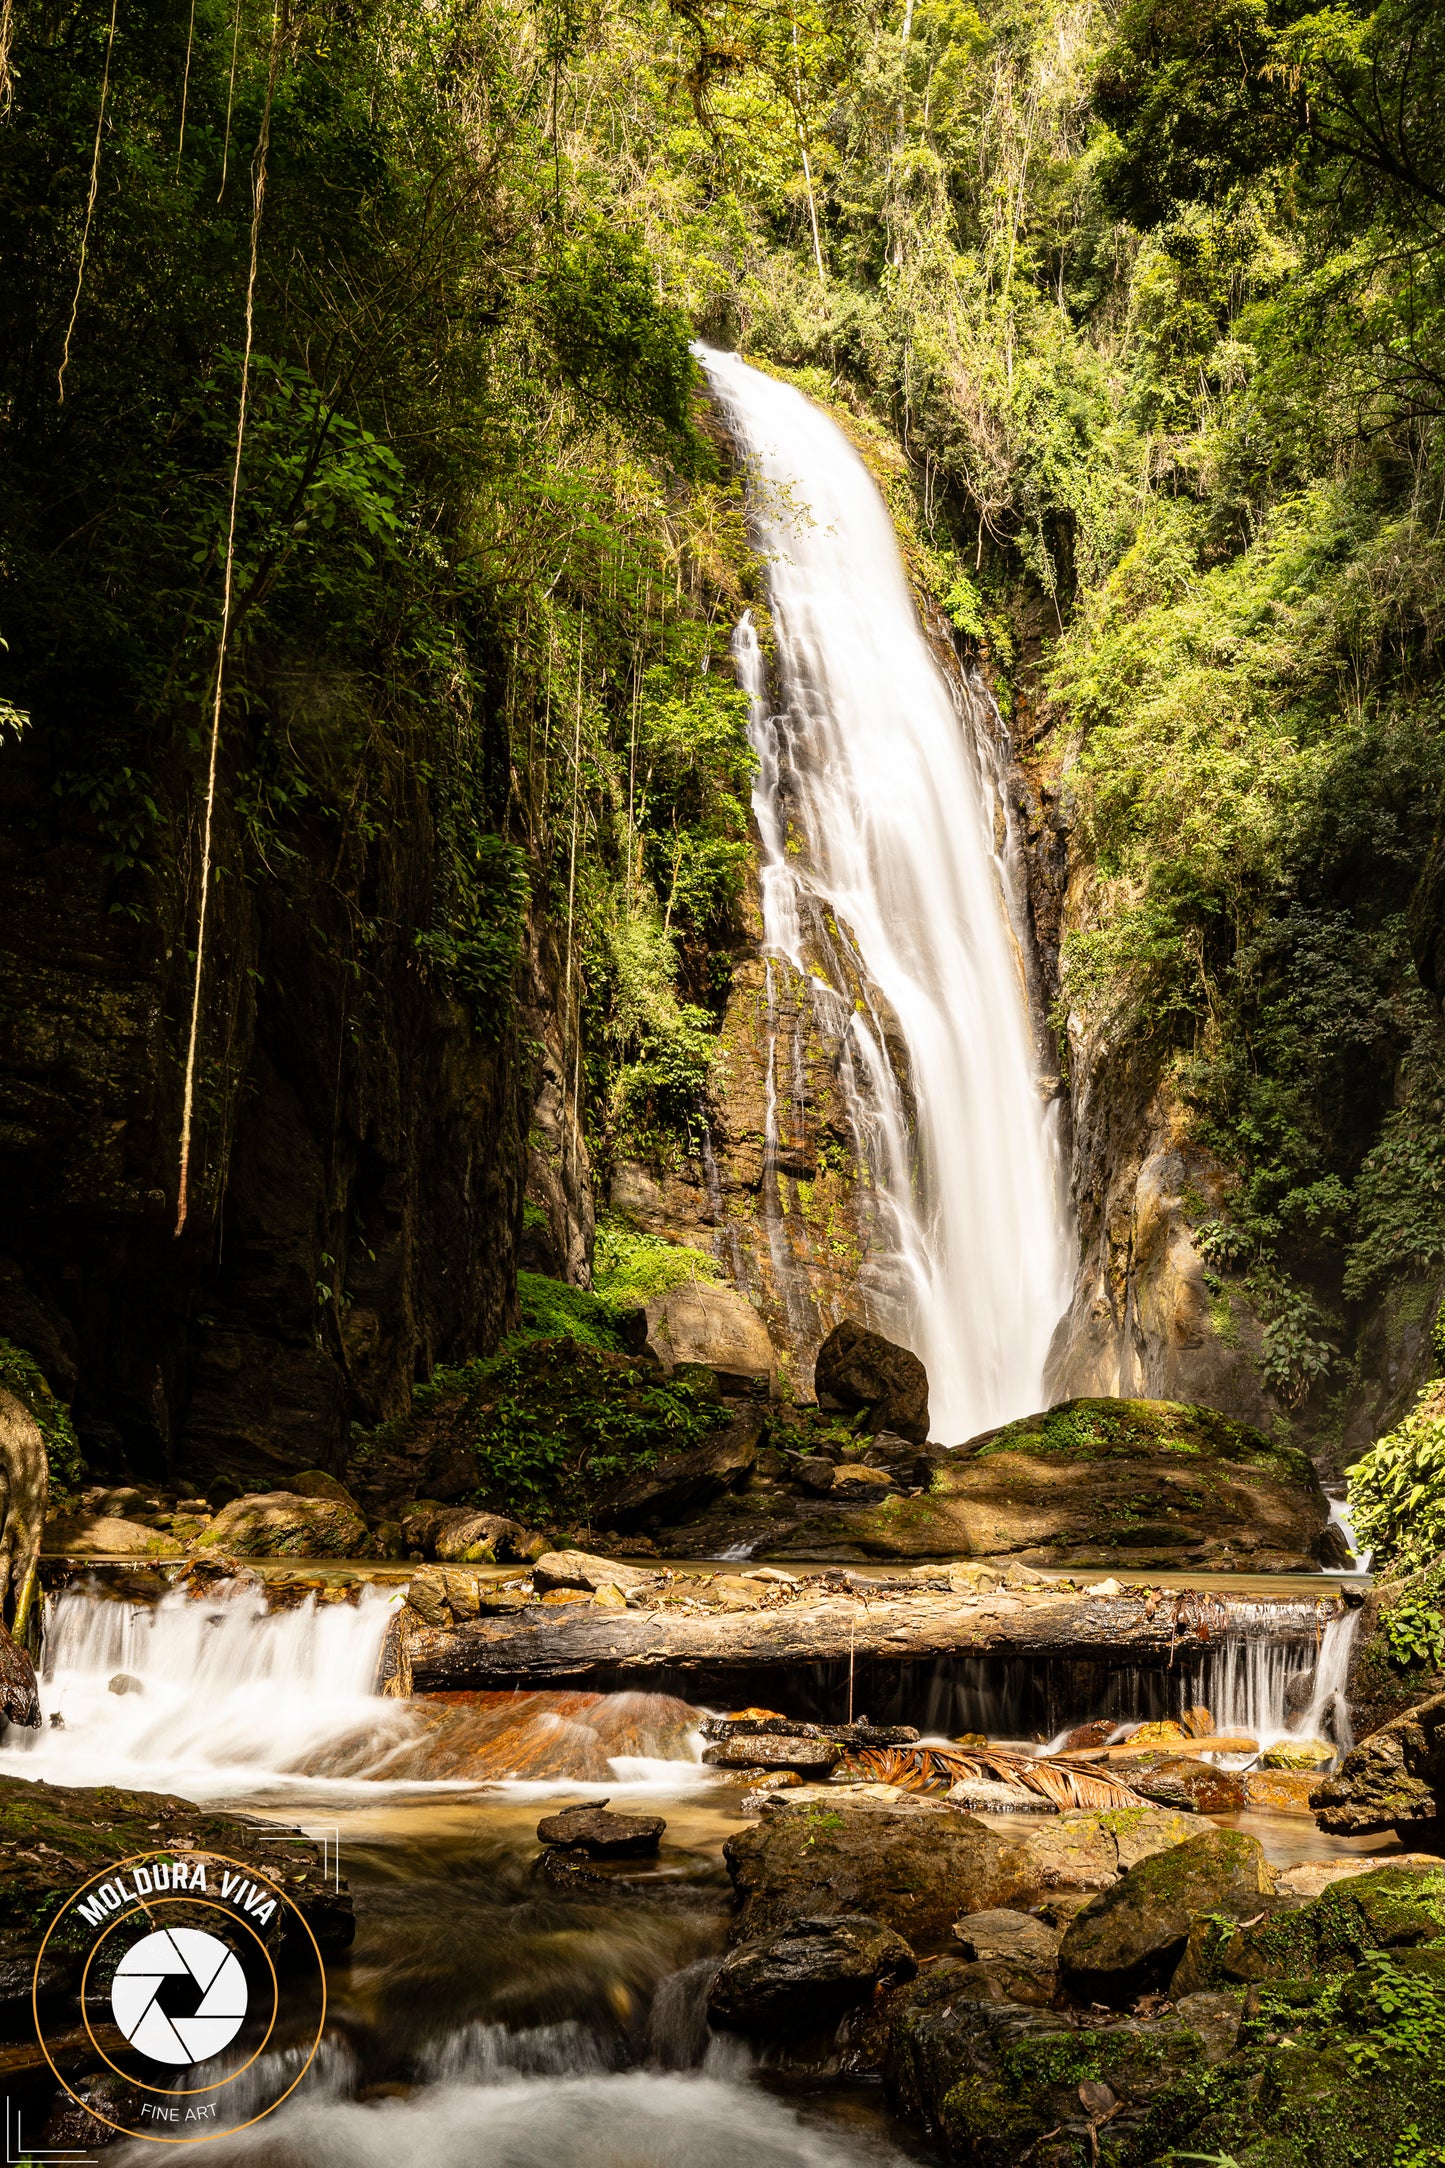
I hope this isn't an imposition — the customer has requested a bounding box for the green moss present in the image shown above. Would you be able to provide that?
[0,1338,83,1502]
[974,1398,1312,1489]
[355,1334,727,1527]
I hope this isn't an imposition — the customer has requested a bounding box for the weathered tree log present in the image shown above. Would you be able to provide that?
[408,1586,1349,1692]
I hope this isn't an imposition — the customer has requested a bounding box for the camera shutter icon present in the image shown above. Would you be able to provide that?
[110,1927,250,2065]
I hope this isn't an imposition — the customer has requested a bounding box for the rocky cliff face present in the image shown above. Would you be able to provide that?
[0,719,535,1488]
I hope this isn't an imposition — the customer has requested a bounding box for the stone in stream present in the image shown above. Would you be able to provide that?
[596,1410,765,1532]
[530,1550,655,1594]
[432,1510,530,1564]
[47,1514,184,1558]
[1310,1689,1445,1835]
[724,1797,1029,1945]
[1261,1736,1334,1770]
[1128,1755,1247,1814]
[814,1321,930,1444]
[951,1909,1062,2004]
[534,1803,666,1857]
[1058,1828,1276,2003]
[709,1913,917,2033]
[198,1488,369,1557]
[703,1734,843,1776]
[0,1620,39,1726]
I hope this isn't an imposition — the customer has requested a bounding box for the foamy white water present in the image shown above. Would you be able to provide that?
[1207,1610,1360,1753]
[700,348,1074,1439]
[0,1583,415,1798]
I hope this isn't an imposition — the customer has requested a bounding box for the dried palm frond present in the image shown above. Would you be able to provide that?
[845,1743,1149,1811]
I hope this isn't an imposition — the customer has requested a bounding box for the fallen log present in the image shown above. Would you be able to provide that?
[408,1585,1348,1692]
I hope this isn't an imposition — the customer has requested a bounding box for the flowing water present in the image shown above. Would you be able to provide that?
[698,347,1074,1440]
[0,1582,1387,2163]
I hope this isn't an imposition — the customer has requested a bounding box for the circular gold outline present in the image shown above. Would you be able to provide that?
[80,1897,278,2093]
[33,1849,328,2147]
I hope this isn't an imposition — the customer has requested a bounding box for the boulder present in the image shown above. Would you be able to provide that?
[534,1804,665,1858]
[0,1621,39,1727]
[861,1432,941,1488]
[814,1322,930,1444]
[1243,1768,1320,1814]
[1208,1862,1445,1985]
[1310,1691,1445,1835]
[1020,1807,1199,1893]
[50,1515,183,1558]
[199,1489,369,1558]
[286,1468,361,1506]
[433,1511,531,1565]
[886,1968,1208,2163]
[1129,1756,1247,1814]
[951,1909,1061,2004]
[531,1550,654,1594]
[724,1796,1029,1945]
[405,1567,528,1626]
[830,1464,895,1501]
[792,1456,836,1494]
[597,1410,765,1532]
[704,1733,843,1776]
[708,1914,917,2033]
[643,1284,776,1388]
[1275,1855,1443,1902]
[1058,1829,1276,2003]
[1261,1736,1334,1770]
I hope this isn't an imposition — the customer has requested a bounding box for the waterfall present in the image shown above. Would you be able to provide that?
[700,348,1074,1441]
[0,1582,412,1796]
[1204,1611,1361,1752]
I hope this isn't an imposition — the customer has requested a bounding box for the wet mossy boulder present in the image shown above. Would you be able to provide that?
[801,1397,1330,1568]
[886,1963,1210,2165]
[724,1797,1030,1947]
[709,1913,917,2033]
[1178,1864,1445,1993]
[1059,1829,1276,2003]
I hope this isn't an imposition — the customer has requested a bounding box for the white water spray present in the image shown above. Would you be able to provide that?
[0,1582,411,1798]
[700,348,1074,1439]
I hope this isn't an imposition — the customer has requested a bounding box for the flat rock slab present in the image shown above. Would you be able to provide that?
[534,1803,666,1857]
[709,1913,917,2032]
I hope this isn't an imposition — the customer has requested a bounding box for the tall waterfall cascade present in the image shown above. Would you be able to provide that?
[699,348,1075,1441]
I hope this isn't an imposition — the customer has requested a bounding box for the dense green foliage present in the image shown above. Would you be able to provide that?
[403,1337,725,1524]
[1349,1379,1445,1572]
[4,0,1443,1441]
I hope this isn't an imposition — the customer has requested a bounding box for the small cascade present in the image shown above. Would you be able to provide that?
[704,350,1074,1439]
[1204,1610,1361,1752]
[1,1581,410,1796]
[1324,1495,1373,1573]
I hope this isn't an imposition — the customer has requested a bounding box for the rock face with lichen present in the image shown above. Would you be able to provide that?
[1311,1690,1445,1836]
[197,1487,369,1558]
[646,1394,1331,1567]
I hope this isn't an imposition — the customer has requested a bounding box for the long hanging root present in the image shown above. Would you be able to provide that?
[57,0,120,400]
[0,1388,47,1648]
[176,7,286,1234]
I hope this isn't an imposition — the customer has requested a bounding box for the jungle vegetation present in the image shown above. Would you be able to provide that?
[2,0,1443,1422]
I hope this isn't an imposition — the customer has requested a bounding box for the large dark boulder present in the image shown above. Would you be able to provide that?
[886,1965,1208,2164]
[1059,1829,1275,2004]
[708,1914,917,2033]
[0,1622,39,1727]
[814,1322,930,1444]
[1311,1690,1445,1836]
[597,1408,764,1531]
[724,1796,1029,1946]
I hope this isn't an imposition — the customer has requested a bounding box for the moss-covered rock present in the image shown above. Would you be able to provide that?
[723,1798,1030,1948]
[1059,1829,1276,2003]
[648,1395,1331,1565]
